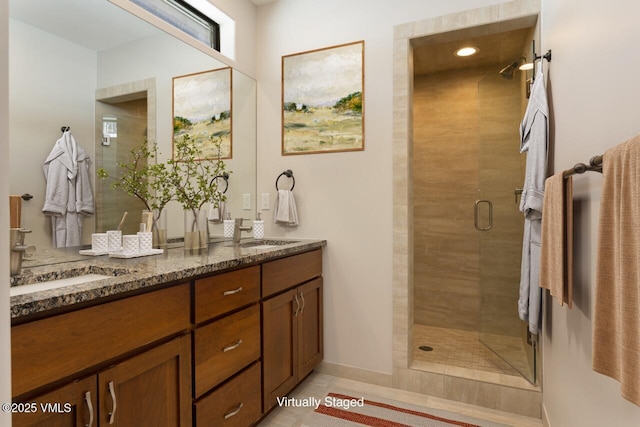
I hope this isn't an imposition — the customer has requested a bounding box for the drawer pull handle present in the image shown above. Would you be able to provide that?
[224,402,244,420]
[223,339,243,352]
[107,381,117,424]
[223,286,243,296]
[300,292,306,314]
[84,391,94,427]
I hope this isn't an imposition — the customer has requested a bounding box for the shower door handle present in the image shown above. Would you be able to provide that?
[474,200,493,231]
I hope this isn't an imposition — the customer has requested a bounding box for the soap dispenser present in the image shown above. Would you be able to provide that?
[223,212,234,238]
[253,212,264,239]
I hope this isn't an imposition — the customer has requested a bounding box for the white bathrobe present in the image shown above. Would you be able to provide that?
[43,131,94,248]
[518,68,549,334]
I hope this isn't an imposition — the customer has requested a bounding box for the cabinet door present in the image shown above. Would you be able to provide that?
[12,376,97,427]
[298,278,323,379]
[262,288,299,412]
[99,335,192,427]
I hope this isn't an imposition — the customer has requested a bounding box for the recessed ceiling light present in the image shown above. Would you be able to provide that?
[455,46,479,57]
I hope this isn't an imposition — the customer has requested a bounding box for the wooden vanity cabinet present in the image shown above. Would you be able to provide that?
[98,335,191,426]
[192,266,262,426]
[262,250,323,412]
[13,336,191,427]
[12,376,96,427]
[12,285,192,427]
[11,247,324,426]
[194,362,262,427]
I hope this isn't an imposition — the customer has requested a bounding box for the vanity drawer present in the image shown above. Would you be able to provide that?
[193,304,260,397]
[195,362,262,427]
[194,266,260,323]
[262,249,322,297]
[12,284,190,397]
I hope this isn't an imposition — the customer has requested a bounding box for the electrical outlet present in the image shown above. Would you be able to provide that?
[242,193,251,210]
[261,193,270,210]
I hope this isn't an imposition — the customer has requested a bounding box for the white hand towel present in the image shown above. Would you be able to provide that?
[275,190,299,226]
[288,190,299,226]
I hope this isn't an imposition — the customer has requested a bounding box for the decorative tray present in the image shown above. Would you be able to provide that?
[108,249,164,259]
[79,249,110,256]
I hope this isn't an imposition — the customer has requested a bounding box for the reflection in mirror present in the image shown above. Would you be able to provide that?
[8,0,256,258]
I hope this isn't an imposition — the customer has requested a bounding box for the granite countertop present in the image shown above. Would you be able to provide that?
[10,238,326,319]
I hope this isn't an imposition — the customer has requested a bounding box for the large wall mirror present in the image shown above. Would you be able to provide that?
[8,0,256,252]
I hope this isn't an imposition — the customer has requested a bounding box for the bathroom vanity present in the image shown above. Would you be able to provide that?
[9,239,325,426]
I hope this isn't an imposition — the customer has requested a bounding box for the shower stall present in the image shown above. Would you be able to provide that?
[95,95,149,235]
[411,27,537,383]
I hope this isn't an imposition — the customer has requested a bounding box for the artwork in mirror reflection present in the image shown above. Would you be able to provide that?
[173,67,232,160]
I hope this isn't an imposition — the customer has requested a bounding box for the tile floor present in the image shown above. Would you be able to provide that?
[412,324,533,380]
[257,372,543,427]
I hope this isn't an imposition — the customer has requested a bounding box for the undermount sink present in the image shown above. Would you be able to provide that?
[10,266,132,297]
[234,239,300,249]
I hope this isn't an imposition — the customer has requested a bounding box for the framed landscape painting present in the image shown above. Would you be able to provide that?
[282,41,364,155]
[173,67,232,160]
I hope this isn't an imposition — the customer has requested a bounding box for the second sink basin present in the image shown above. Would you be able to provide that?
[233,239,300,249]
[10,274,112,297]
[10,265,133,297]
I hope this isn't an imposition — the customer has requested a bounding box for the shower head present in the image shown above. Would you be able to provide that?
[499,62,518,79]
[499,56,526,80]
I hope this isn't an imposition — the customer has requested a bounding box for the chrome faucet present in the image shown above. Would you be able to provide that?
[233,218,252,244]
[10,228,36,276]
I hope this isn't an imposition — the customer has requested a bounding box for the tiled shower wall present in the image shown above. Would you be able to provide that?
[412,65,524,333]
[95,98,148,235]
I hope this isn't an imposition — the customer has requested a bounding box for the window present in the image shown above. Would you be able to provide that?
[131,0,220,51]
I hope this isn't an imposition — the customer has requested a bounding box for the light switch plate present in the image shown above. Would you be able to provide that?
[242,193,251,210]
[261,193,270,210]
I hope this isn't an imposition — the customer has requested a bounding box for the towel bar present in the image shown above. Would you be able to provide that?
[563,155,602,178]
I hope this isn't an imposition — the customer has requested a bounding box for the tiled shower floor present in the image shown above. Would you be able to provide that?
[412,324,532,379]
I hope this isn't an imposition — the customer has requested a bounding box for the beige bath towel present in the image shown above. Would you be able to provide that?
[593,135,640,406]
[540,173,573,308]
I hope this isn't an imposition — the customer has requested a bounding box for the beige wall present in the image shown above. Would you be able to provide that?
[1,0,11,423]
[541,0,640,425]
[255,0,506,375]
[412,66,524,335]
[9,18,97,249]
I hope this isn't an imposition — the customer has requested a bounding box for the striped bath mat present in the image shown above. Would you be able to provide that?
[303,393,509,427]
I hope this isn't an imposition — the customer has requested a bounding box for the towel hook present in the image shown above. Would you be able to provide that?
[210,172,229,194]
[276,169,295,191]
[530,40,552,78]
[61,126,70,133]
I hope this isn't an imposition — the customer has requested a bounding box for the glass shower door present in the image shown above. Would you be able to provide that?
[477,73,536,383]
